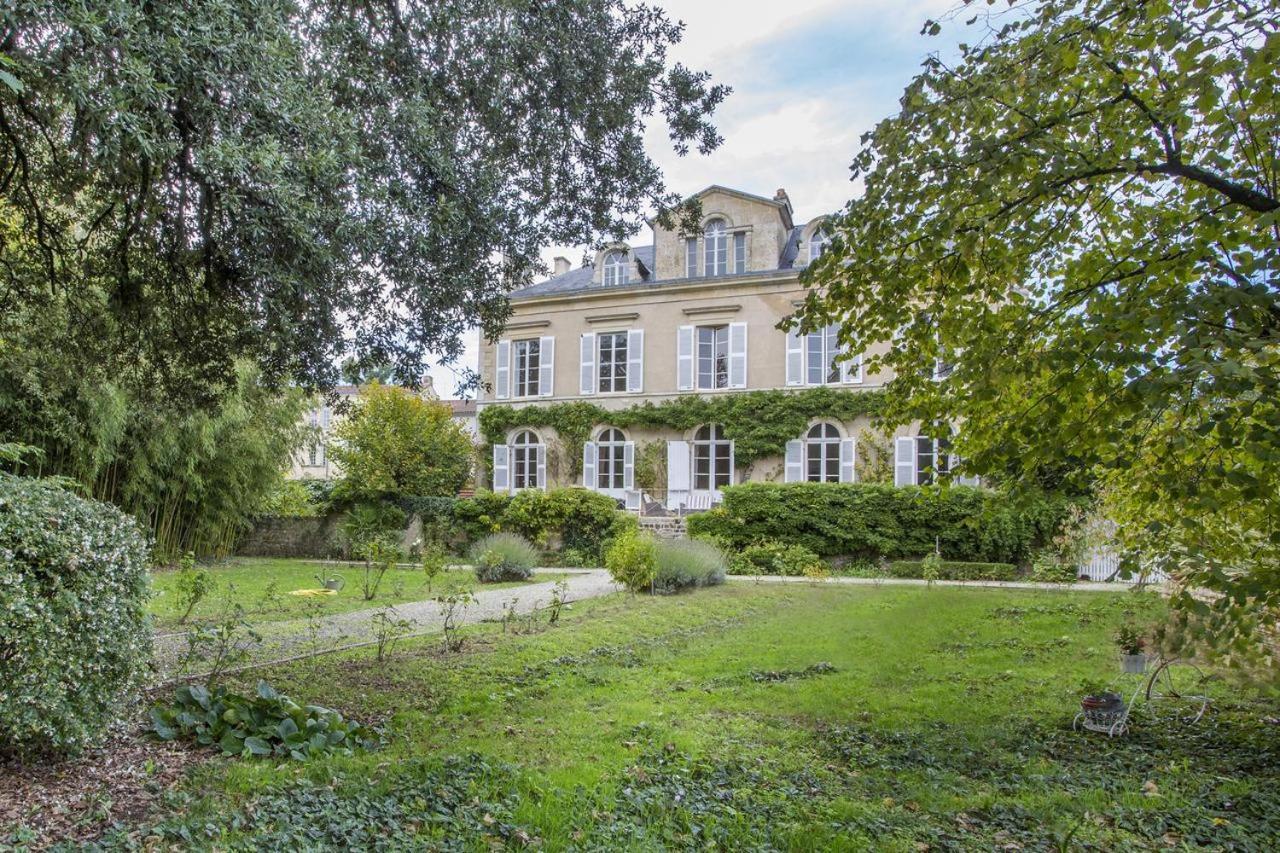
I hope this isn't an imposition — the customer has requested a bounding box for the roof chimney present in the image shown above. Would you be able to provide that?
[553,256,572,277]
[773,187,792,213]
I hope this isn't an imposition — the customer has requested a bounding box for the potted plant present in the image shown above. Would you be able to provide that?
[1115,624,1147,673]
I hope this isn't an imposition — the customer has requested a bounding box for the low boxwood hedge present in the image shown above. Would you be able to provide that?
[688,483,1073,565]
[885,560,1017,581]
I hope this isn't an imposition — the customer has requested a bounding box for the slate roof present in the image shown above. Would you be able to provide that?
[510,229,804,300]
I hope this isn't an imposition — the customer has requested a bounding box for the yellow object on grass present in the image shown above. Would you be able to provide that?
[287,588,339,597]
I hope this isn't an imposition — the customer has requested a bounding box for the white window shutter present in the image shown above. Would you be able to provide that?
[667,440,690,491]
[726,441,736,490]
[841,352,864,384]
[785,327,803,386]
[676,326,694,391]
[784,440,803,483]
[535,444,547,490]
[538,336,554,397]
[623,441,635,490]
[840,438,856,483]
[492,444,510,493]
[580,333,596,396]
[728,322,747,388]
[495,341,510,400]
[627,329,644,393]
[582,442,597,489]
[894,437,915,487]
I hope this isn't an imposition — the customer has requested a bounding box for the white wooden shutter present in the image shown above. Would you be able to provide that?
[579,333,596,395]
[728,322,747,389]
[623,442,635,490]
[627,329,644,393]
[677,326,695,391]
[894,437,915,487]
[492,444,510,493]
[495,341,511,399]
[784,440,803,483]
[785,327,803,386]
[538,336,554,397]
[582,442,597,489]
[841,352,864,384]
[726,441,736,491]
[840,438,856,483]
[535,444,547,490]
[667,440,690,491]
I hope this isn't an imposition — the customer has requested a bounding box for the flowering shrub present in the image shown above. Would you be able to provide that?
[469,532,537,582]
[0,474,152,759]
[652,539,727,592]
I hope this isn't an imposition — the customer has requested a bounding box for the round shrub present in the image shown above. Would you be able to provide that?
[0,474,152,759]
[469,532,538,582]
[604,529,657,592]
[653,539,727,593]
[727,541,824,577]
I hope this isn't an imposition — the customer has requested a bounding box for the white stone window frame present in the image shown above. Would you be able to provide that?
[692,423,733,492]
[602,249,629,287]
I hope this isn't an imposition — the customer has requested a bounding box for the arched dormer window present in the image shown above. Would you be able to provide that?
[603,250,628,287]
[703,219,728,277]
[809,227,831,262]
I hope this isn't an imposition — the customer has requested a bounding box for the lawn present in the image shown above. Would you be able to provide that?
[115,583,1277,849]
[148,558,560,629]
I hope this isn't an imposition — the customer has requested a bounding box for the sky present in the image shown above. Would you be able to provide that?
[427,0,957,396]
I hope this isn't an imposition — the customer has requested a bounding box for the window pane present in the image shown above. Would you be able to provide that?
[686,238,697,277]
[806,331,824,384]
[734,232,746,273]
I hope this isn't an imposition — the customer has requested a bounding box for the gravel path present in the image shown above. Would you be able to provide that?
[154,569,620,681]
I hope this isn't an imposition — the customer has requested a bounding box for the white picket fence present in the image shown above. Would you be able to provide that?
[1078,546,1168,584]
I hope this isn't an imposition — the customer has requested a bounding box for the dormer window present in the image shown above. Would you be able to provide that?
[603,250,629,287]
[810,228,831,261]
[703,219,728,276]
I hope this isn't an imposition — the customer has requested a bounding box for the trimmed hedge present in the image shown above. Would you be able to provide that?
[0,474,153,758]
[688,483,1073,565]
[885,560,1017,581]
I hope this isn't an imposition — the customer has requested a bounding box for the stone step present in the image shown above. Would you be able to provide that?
[638,517,688,540]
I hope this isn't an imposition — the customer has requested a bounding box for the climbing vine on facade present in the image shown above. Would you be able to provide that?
[479,388,887,478]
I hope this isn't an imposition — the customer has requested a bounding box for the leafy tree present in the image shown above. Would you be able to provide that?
[801,0,1278,671]
[331,383,473,499]
[0,0,726,401]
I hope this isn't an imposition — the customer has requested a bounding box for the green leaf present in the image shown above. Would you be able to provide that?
[244,736,273,756]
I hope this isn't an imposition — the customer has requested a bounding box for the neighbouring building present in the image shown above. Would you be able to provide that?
[477,184,975,511]
[289,377,480,481]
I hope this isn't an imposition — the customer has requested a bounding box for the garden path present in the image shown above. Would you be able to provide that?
[153,568,619,681]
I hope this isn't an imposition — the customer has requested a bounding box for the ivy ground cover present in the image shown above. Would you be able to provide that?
[97,585,1277,849]
[147,558,557,629]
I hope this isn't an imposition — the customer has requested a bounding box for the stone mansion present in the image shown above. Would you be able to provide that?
[478,185,974,511]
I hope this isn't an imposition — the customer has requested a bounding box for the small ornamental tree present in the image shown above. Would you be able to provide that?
[0,474,152,759]
[332,383,473,500]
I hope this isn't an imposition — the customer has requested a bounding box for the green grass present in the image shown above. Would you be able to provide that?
[120,584,1278,850]
[148,558,560,629]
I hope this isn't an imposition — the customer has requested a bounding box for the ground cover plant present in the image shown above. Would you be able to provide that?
[148,558,555,629]
[58,583,1280,850]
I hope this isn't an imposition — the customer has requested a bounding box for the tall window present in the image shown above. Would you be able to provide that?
[603,250,628,287]
[805,423,841,483]
[596,428,627,491]
[685,237,698,277]
[915,436,952,486]
[696,325,730,390]
[514,339,541,397]
[810,228,830,260]
[733,231,746,273]
[806,325,841,385]
[511,430,541,490]
[693,424,732,491]
[597,332,628,393]
[703,219,727,276]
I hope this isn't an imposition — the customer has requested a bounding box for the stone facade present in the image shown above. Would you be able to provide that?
[478,184,971,511]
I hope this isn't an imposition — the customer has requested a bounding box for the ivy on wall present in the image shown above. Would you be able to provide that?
[479,387,888,479]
